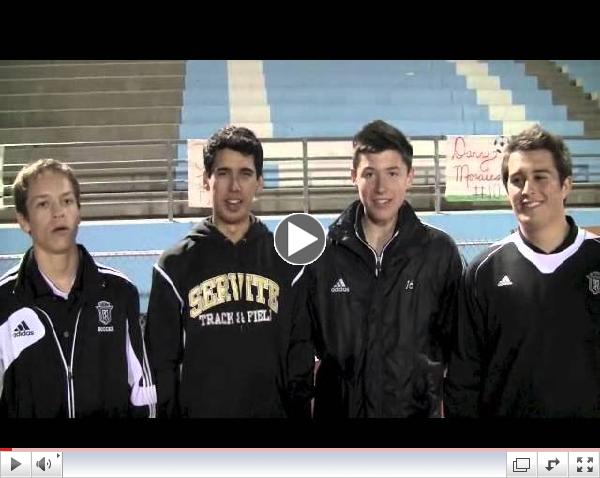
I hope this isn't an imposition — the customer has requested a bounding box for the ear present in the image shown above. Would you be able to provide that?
[561,176,572,200]
[406,167,415,187]
[16,212,31,235]
[256,175,264,194]
[351,168,358,186]
[203,171,210,191]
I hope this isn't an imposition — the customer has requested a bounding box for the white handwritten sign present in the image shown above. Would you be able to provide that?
[445,135,509,203]
[187,139,212,208]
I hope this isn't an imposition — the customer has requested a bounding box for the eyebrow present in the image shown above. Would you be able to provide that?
[215,167,256,173]
[362,166,402,172]
[29,191,75,200]
[510,168,552,176]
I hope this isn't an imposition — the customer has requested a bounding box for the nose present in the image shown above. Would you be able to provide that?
[51,200,65,218]
[374,174,386,193]
[229,174,241,192]
[522,178,533,196]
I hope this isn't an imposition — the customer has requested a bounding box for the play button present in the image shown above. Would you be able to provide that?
[1,452,31,477]
[274,213,326,265]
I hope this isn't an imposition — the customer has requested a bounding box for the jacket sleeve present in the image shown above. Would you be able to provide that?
[124,283,157,418]
[428,240,464,418]
[145,262,184,418]
[284,265,315,418]
[444,261,486,418]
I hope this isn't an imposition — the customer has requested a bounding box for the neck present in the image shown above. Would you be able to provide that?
[213,215,251,244]
[520,217,570,253]
[34,245,79,293]
[362,214,397,255]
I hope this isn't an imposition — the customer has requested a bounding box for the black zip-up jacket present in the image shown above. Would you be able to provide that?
[306,200,463,417]
[0,245,156,418]
[145,217,314,418]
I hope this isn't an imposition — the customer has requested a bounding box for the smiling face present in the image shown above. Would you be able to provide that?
[506,149,571,234]
[17,170,81,257]
[203,148,263,234]
[351,149,414,229]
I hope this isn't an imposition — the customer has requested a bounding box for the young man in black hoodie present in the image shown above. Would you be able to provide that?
[0,159,155,417]
[306,120,463,417]
[145,125,314,417]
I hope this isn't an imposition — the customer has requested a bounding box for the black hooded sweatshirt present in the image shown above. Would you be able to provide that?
[145,216,314,417]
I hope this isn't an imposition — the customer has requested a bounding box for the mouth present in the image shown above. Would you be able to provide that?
[373,199,391,205]
[51,226,70,234]
[225,199,242,205]
[520,200,542,210]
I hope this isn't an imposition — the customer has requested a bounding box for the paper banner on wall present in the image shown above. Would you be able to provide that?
[187,139,212,208]
[445,135,509,203]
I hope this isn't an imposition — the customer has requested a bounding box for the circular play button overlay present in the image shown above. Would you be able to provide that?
[274,213,327,265]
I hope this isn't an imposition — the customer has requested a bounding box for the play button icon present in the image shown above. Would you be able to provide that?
[0,452,31,476]
[274,213,326,265]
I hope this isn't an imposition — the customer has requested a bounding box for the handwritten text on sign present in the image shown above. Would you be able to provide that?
[445,135,508,202]
[187,139,212,208]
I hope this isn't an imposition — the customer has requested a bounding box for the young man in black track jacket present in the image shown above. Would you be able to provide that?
[306,120,463,417]
[445,125,600,417]
[0,159,156,418]
[145,126,314,417]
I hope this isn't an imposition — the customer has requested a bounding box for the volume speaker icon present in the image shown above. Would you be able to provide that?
[36,457,52,471]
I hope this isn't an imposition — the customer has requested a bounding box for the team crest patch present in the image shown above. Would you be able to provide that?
[96,300,114,332]
[587,272,600,296]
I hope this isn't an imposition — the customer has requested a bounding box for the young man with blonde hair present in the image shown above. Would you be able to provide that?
[0,158,155,417]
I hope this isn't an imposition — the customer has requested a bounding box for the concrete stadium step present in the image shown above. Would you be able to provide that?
[0,124,179,144]
[0,76,184,94]
[3,143,179,164]
[523,60,563,72]
[0,60,169,66]
[2,189,181,207]
[0,107,182,128]
[520,60,600,135]
[0,61,185,78]
[0,90,183,110]
[565,102,600,114]
[3,177,169,197]
[4,163,168,180]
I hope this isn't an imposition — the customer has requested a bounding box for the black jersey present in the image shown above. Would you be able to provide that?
[445,218,600,417]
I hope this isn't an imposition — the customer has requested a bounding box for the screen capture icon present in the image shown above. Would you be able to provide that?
[515,458,531,472]
[507,452,537,477]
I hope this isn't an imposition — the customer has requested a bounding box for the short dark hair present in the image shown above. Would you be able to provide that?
[203,125,264,178]
[352,119,413,170]
[501,125,572,188]
[13,158,81,218]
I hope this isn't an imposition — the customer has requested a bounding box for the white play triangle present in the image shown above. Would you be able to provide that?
[288,221,318,256]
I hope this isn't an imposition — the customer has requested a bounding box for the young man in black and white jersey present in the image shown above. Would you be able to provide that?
[0,159,156,417]
[445,125,600,417]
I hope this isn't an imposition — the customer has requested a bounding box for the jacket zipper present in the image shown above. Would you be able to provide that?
[35,306,81,418]
[68,308,82,418]
[354,229,399,277]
